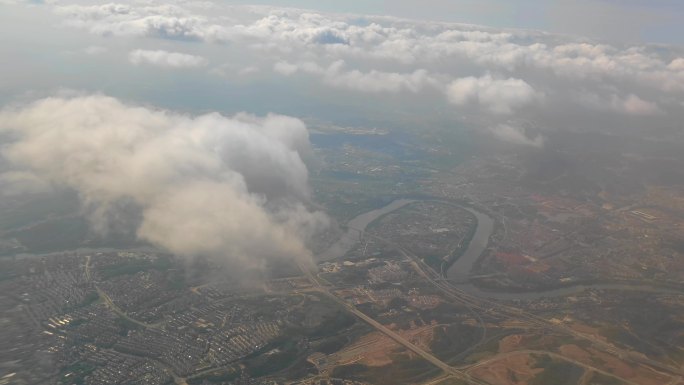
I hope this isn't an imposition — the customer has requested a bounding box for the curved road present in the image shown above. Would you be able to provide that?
[462,349,642,385]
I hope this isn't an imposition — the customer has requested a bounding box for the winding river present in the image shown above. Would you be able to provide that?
[445,207,494,282]
[321,199,683,300]
[319,199,415,261]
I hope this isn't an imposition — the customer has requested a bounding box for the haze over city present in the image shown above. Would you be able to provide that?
[1,1,683,385]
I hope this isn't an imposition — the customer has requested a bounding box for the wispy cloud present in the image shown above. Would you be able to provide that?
[129,49,207,68]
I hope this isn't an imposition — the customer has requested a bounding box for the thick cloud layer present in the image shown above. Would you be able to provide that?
[489,124,544,148]
[275,60,437,93]
[0,95,327,268]
[446,75,542,115]
[54,3,232,42]
[50,2,684,97]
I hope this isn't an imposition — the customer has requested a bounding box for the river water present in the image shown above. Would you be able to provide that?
[321,199,683,300]
[318,199,415,261]
[445,207,494,282]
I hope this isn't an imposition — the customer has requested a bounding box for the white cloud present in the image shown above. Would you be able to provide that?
[578,91,662,116]
[618,94,662,116]
[4,1,679,137]
[48,3,684,95]
[668,58,684,72]
[48,3,684,97]
[239,66,259,76]
[321,62,436,93]
[273,61,299,76]
[128,49,207,68]
[0,95,327,269]
[489,124,544,147]
[275,60,437,93]
[446,74,542,114]
[54,3,232,42]
[84,45,108,55]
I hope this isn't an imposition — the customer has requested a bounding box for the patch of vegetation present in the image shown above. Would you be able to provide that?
[166,269,186,290]
[387,296,408,309]
[598,325,659,357]
[313,335,351,354]
[65,318,87,330]
[9,217,89,253]
[530,354,583,385]
[435,379,469,385]
[665,237,684,254]
[78,291,100,308]
[115,316,143,336]
[423,255,444,272]
[587,372,625,385]
[332,353,440,385]
[355,302,380,318]
[306,310,356,338]
[331,363,367,379]
[245,340,302,377]
[417,302,470,324]
[430,323,481,361]
[281,359,317,380]
[187,366,240,384]
[58,362,96,385]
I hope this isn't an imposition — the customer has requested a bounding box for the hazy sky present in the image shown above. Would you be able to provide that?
[1,0,682,134]
[221,0,684,45]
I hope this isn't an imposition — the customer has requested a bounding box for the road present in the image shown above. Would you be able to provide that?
[372,233,684,380]
[297,260,491,385]
[105,348,188,384]
[84,254,161,330]
[462,349,641,385]
[84,254,92,280]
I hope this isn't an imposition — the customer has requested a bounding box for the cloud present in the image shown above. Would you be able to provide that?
[0,95,327,269]
[323,64,436,93]
[489,123,544,147]
[129,49,207,68]
[668,58,684,71]
[618,94,662,116]
[84,45,108,55]
[48,3,684,95]
[48,3,684,97]
[446,74,542,114]
[0,171,51,196]
[5,1,679,139]
[273,61,299,76]
[578,91,662,116]
[239,66,260,76]
[54,3,232,42]
[276,60,437,93]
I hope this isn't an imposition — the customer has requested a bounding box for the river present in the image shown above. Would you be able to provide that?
[318,199,415,261]
[322,199,683,300]
[444,207,494,282]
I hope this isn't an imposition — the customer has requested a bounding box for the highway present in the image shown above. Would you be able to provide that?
[297,260,491,385]
[462,349,641,385]
[372,234,684,380]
